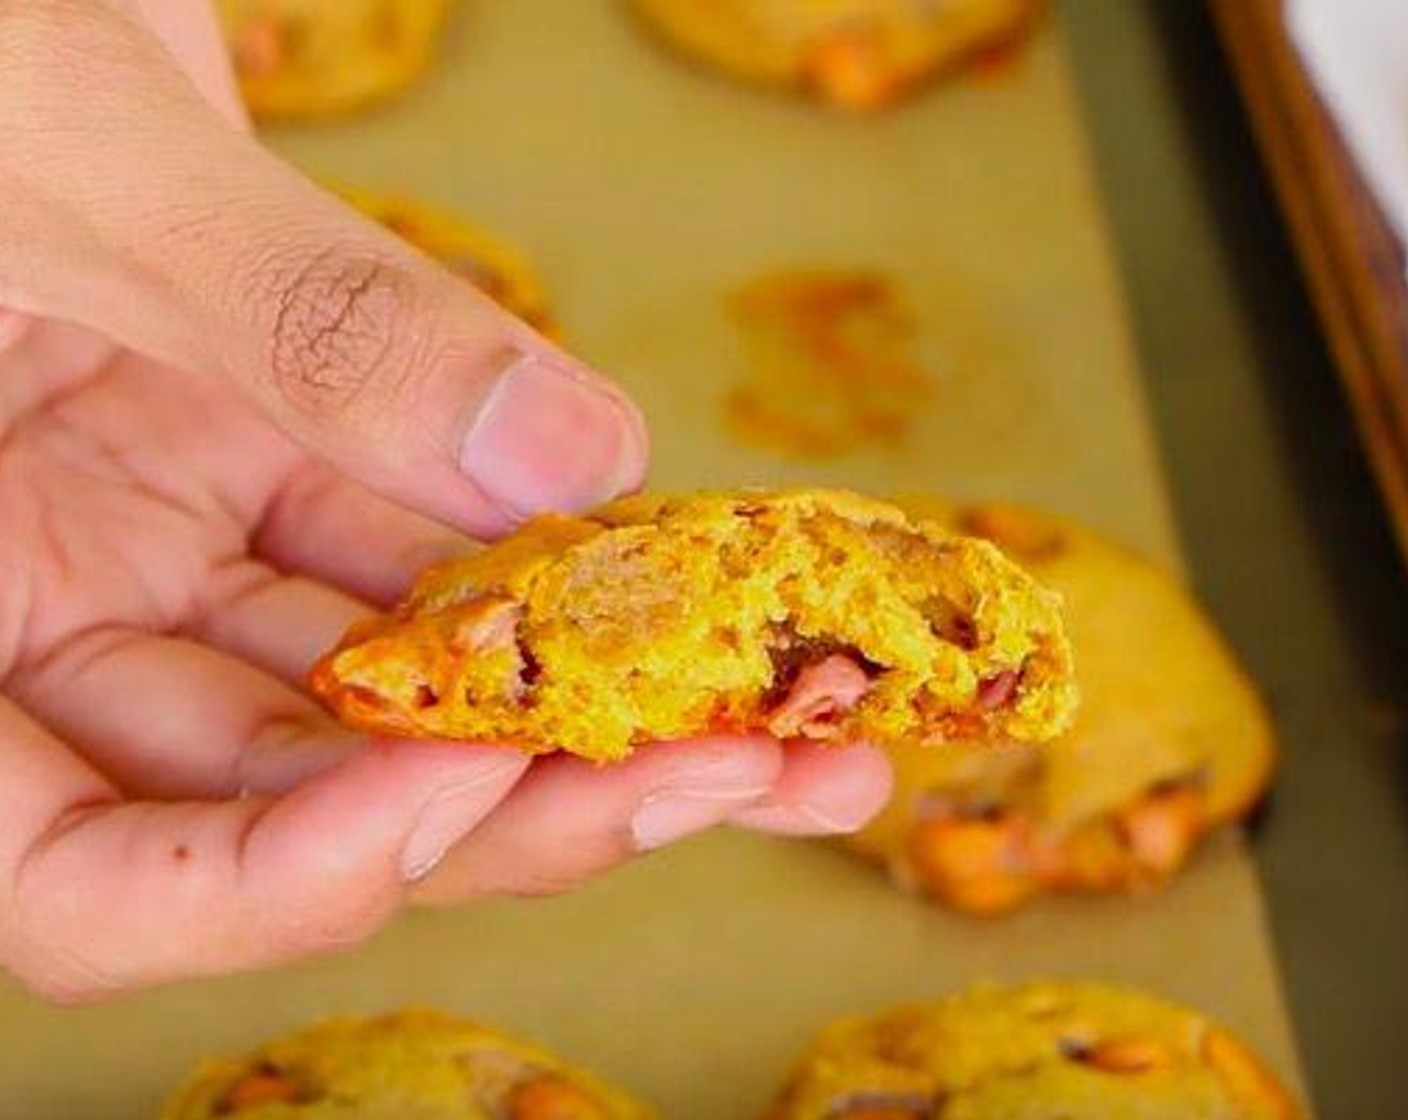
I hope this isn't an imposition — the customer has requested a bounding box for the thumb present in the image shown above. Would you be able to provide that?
[0,2,647,532]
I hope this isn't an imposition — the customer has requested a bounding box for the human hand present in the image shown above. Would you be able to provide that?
[0,1,891,1001]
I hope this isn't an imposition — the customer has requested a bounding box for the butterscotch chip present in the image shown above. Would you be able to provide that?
[310,489,1077,761]
[217,0,451,120]
[335,186,556,335]
[766,981,1300,1120]
[158,1009,653,1120]
[848,498,1275,914]
[630,0,1042,110]
[510,1075,612,1120]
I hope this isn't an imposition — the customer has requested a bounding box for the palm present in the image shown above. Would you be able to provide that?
[0,321,880,1003]
[0,322,431,801]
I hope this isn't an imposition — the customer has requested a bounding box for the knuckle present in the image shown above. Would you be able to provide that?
[18,971,110,1006]
[2,941,124,1005]
[257,249,429,422]
[0,2,144,108]
[0,0,89,56]
[511,851,626,897]
[508,875,585,898]
[254,882,395,960]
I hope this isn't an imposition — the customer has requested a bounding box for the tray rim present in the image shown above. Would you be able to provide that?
[1207,0,1408,566]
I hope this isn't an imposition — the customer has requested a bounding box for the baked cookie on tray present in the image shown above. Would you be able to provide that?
[336,186,556,335]
[158,1009,656,1120]
[764,981,1300,1120]
[217,0,451,120]
[629,0,1042,111]
[848,499,1274,915]
[310,489,1077,760]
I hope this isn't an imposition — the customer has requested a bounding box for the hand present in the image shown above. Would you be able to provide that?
[0,1,892,1001]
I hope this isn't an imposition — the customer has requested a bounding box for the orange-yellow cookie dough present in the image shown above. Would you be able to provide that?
[337,186,556,335]
[630,0,1042,110]
[310,489,1077,760]
[765,981,1300,1120]
[158,1009,655,1120]
[847,499,1274,914]
[218,0,451,120]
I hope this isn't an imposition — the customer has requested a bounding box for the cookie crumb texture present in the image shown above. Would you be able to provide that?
[336,186,556,336]
[766,982,1300,1120]
[631,0,1043,111]
[311,490,1076,760]
[850,499,1275,915]
[158,1010,655,1120]
[217,0,451,120]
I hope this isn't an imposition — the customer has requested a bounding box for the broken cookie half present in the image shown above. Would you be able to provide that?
[309,489,1077,761]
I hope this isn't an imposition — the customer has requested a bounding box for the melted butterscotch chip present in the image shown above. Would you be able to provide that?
[217,0,451,120]
[214,1063,312,1114]
[510,1076,611,1120]
[959,505,1067,562]
[630,0,1044,111]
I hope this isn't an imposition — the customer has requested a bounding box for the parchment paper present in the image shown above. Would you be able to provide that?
[0,3,1307,1117]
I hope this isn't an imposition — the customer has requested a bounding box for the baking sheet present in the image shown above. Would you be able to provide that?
[1288,0,1408,278]
[1211,0,1408,576]
[0,2,1308,1116]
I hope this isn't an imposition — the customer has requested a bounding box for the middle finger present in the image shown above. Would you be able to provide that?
[8,626,358,798]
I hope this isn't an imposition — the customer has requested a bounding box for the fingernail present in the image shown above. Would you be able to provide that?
[729,796,880,837]
[400,765,519,882]
[459,354,647,520]
[740,752,890,835]
[630,785,770,852]
[788,799,876,833]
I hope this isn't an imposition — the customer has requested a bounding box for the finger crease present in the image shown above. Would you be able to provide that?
[11,621,140,691]
[183,556,283,637]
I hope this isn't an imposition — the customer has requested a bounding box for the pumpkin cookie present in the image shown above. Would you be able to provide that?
[766,981,1299,1120]
[158,1009,654,1120]
[310,489,1077,760]
[630,0,1042,111]
[848,499,1274,915]
[338,186,555,335]
[218,0,451,120]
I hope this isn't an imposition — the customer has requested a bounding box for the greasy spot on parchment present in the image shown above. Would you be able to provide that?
[724,269,934,460]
